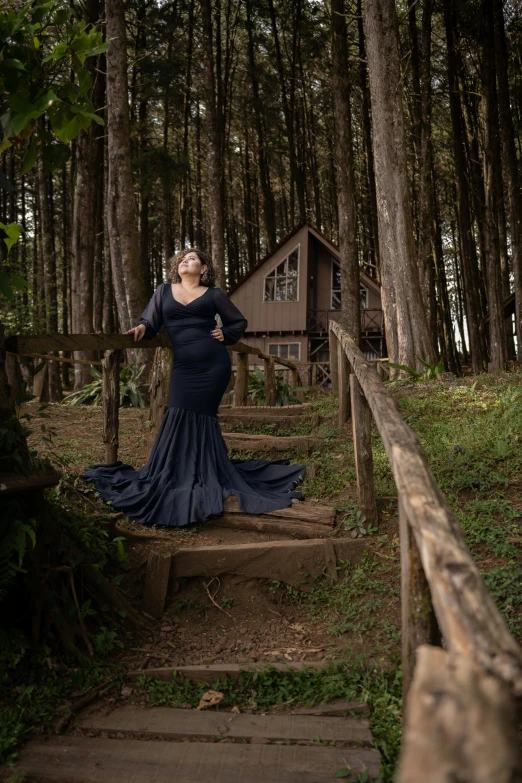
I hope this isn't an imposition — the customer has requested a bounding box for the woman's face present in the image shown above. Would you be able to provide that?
[179,251,207,279]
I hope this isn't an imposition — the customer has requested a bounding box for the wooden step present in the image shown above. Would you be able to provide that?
[171,538,367,589]
[219,403,312,416]
[223,497,335,525]
[0,470,60,497]
[78,705,373,745]
[211,514,331,539]
[127,660,335,683]
[7,736,381,782]
[224,432,323,453]
[215,498,335,539]
[219,413,320,429]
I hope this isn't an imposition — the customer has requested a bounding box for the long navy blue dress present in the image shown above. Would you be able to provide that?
[80,284,306,527]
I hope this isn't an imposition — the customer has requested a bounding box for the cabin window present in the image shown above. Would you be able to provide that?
[264,247,299,302]
[268,343,300,361]
[331,263,367,309]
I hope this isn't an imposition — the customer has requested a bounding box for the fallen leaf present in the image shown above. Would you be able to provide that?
[196,689,224,711]
[231,705,240,714]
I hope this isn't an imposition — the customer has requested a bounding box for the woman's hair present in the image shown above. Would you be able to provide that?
[169,248,216,287]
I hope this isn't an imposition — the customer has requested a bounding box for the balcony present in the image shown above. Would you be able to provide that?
[307,309,383,334]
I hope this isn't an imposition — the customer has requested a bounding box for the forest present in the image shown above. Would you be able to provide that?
[1,0,522,384]
[2,0,522,780]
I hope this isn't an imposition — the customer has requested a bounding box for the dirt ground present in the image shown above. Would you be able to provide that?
[23,399,402,670]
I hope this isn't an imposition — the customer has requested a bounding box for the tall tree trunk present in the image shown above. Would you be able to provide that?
[494,0,522,361]
[37,138,62,400]
[180,0,194,248]
[245,0,276,250]
[267,0,305,224]
[331,0,360,344]
[415,0,438,358]
[71,0,104,388]
[106,0,149,329]
[363,0,432,369]
[481,0,507,371]
[442,0,486,373]
[357,0,380,279]
[201,0,226,287]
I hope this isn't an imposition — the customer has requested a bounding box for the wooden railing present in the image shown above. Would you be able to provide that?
[5,333,303,463]
[328,320,522,780]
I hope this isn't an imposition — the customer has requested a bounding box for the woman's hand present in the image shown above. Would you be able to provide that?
[211,327,224,342]
[124,324,146,342]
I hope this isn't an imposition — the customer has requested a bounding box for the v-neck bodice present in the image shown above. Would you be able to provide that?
[170,285,211,308]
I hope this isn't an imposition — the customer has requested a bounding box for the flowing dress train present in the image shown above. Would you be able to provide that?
[80,284,306,527]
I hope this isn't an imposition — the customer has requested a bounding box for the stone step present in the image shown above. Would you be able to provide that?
[7,736,381,782]
[78,705,373,745]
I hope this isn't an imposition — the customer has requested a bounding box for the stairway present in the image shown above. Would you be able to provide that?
[1,402,383,783]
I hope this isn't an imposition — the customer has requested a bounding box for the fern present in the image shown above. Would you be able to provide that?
[62,359,146,408]
[0,504,37,602]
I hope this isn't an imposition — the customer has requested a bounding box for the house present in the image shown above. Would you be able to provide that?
[228,223,384,379]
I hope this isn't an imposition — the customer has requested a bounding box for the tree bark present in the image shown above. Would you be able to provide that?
[106,0,149,330]
[442,0,486,373]
[245,0,276,250]
[331,0,360,344]
[494,0,522,362]
[481,0,508,371]
[37,133,62,401]
[71,0,104,388]
[363,0,432,370]
[201,0,226,287]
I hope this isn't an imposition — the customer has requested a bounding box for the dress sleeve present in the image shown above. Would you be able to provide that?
[137,285,164,339]
[214,287,248,346]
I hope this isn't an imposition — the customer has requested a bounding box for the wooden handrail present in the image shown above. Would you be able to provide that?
[328,319,522,780]
[4,331,304,457]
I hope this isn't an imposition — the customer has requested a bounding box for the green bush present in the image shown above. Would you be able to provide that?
[62,359,146,408]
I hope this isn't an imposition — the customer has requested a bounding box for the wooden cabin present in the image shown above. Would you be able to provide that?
[228,223,384,380]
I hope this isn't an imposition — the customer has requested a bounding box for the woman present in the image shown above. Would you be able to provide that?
[80,248,306,527]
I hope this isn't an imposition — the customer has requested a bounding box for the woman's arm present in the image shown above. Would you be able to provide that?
[213,288,248,346]
[127,285,164,341]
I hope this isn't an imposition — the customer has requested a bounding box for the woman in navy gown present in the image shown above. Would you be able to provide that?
[80,248,306,527]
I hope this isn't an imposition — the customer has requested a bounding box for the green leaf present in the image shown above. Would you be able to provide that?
[33,36,40,49]
[0,270,14,300]
[77,67,92,96]
[54,115,80,143]
[333,768,351,778]
[22,135,38,174]
[3,58,26,71]
[10,273,28,292]
[84,42,109,58]
[0,221,24,252]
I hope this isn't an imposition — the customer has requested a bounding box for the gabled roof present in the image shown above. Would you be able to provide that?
[228,222,380,295]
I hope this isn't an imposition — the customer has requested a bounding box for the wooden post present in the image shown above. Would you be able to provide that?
[337,340,350,424]
[399,498,441,700]
[144,551,172,618]
[350,373,377,526]
[329,329,338,391]
[234,352,249,407]
[102,349,122,463]
[290,367,305,402]
[264,358,276,406]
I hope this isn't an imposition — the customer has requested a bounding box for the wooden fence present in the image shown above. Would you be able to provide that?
[328,319,522,781]
[5,333,303,463]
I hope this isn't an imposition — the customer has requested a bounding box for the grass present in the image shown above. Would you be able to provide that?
[9,370,522,780]
[136,660,402,782]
